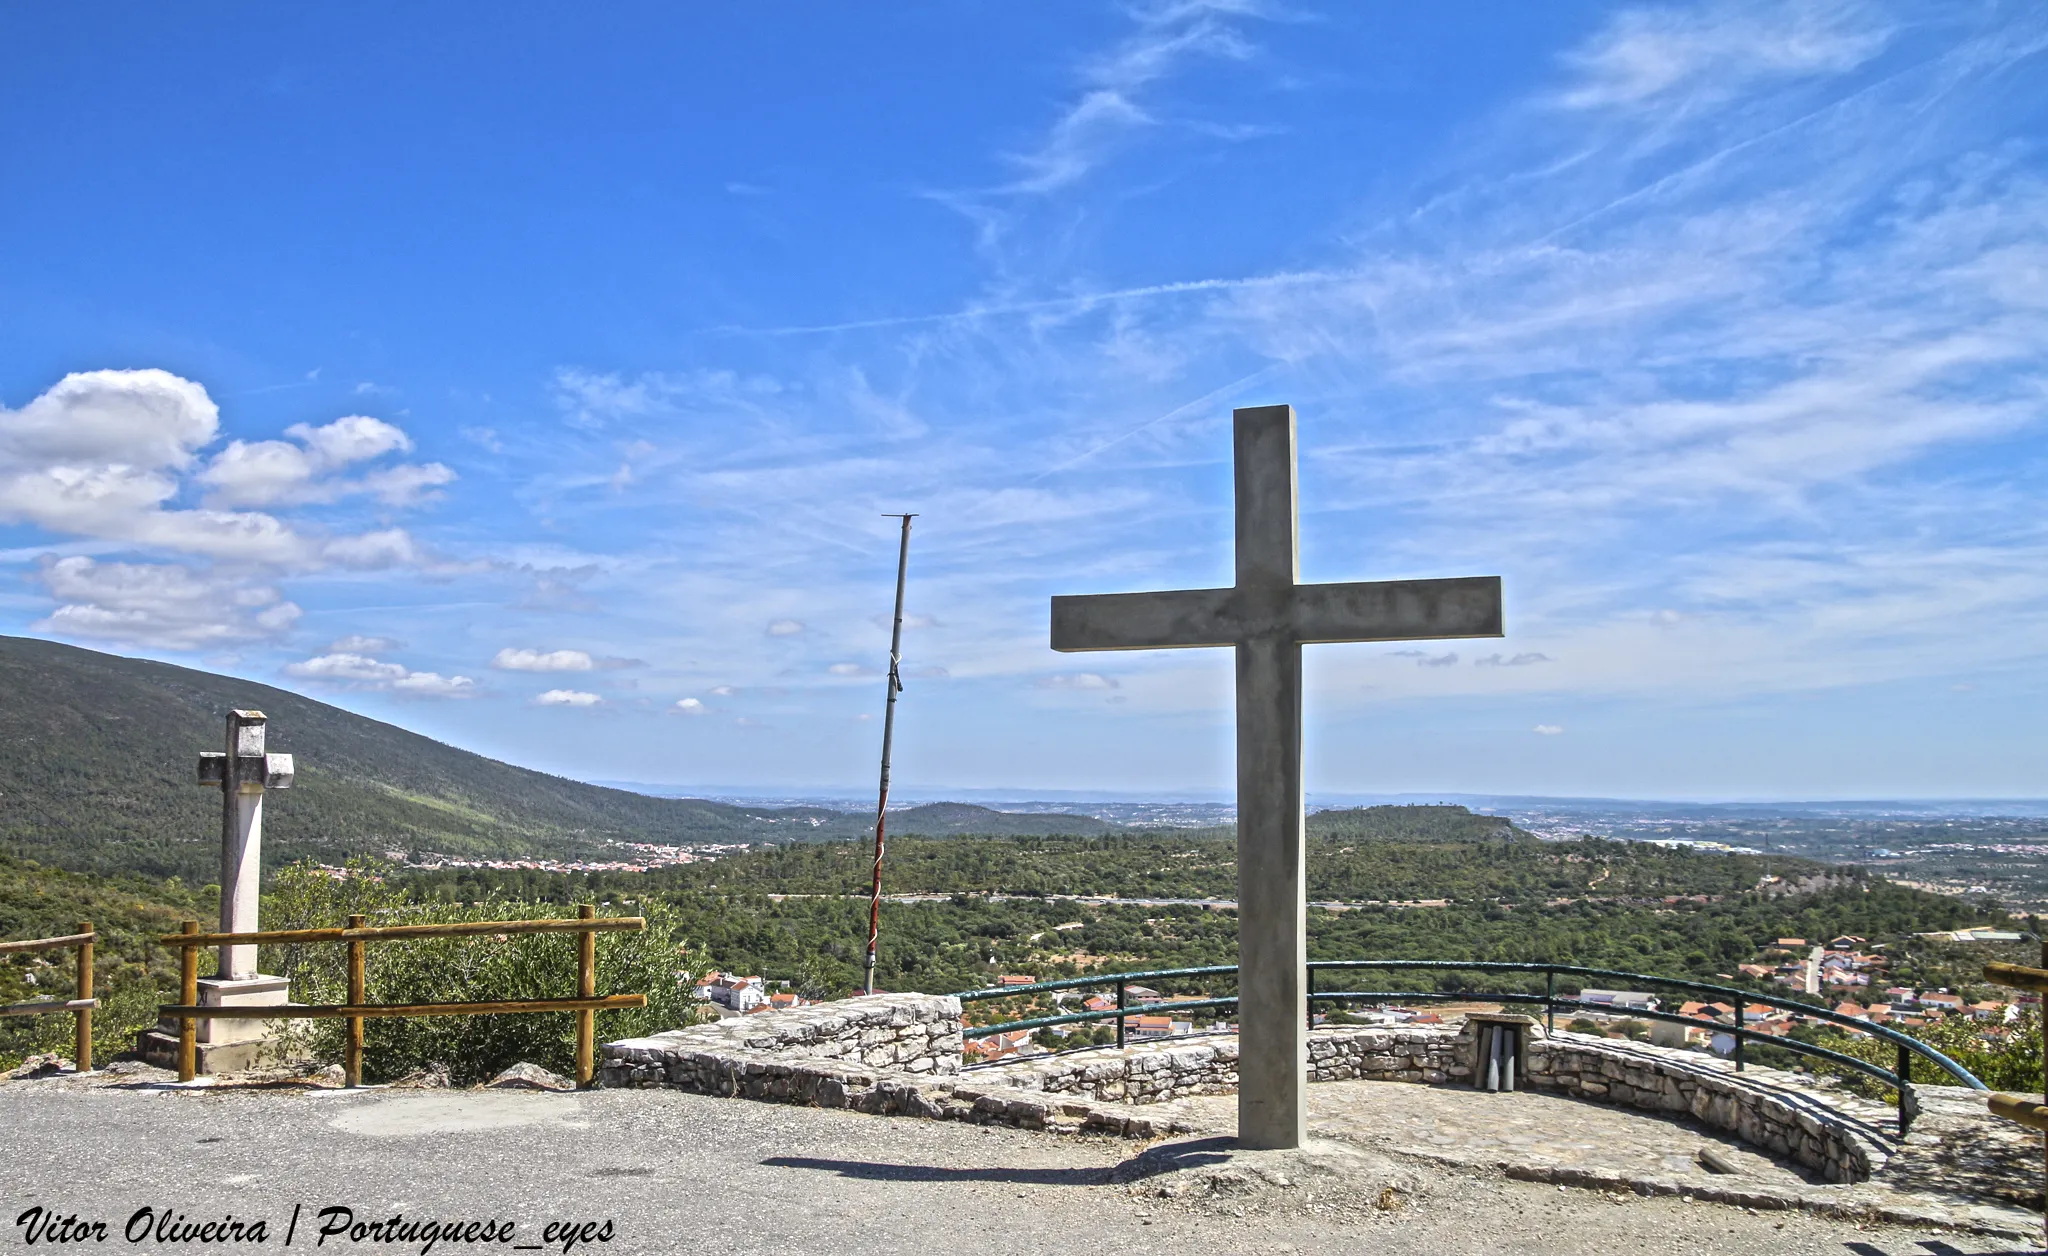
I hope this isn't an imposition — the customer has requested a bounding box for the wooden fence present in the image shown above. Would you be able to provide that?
[158,905,646,1086]
[0,923,98,1071]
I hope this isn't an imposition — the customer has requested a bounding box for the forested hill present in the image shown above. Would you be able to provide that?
[1308,805,1528,844]
[0,637,1108,882]
[405,829,1829,905]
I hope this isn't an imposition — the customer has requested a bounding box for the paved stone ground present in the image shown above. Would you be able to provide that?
[1184,1077,1813,1180]
[1151,1081,2041,1236]
[2,1067,2043,1255]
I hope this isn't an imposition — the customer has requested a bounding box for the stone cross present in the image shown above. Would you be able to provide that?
[196,710,294,981]
[1050,404,1504,1149]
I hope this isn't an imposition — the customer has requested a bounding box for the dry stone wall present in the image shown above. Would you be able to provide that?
[600,994,1906,1180]
[974,1020,1894,1184]
[602,993,964,1083]
[1522,1031,1893,1184]
[598,993,1195,1140]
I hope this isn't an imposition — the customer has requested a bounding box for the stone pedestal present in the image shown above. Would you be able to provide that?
[190,974,291,1045]
[136,974,293,1075]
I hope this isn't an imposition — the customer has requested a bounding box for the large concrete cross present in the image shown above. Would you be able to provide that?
[196,710,295,981]
[1050,404,1504,1149]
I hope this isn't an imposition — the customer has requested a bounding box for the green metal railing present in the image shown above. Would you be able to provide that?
[955,959,1985,1133]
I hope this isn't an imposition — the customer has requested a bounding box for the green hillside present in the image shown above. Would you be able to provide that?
[444,828,1817,903]
[0,637,1120,883]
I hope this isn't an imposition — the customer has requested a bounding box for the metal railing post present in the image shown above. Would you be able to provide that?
[73,921,93,1073]
[1895,1042,1918,1135]
[345,915,366,1087]
[576,904,597,1087]
[1545,969,1555,1036]
[1306,962,1315,1030]
[1116,979,1127,1049]
[1733,1026,1746,1073]
[178,921,198,1082]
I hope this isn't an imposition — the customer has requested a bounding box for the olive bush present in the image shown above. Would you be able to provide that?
[263,862,707,1083]
[1807,1008,2042,1098]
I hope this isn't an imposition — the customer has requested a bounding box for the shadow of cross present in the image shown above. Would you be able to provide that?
[1050,403,1504,1152]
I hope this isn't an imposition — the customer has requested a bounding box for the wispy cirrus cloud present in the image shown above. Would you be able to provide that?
[521,2,2048,725]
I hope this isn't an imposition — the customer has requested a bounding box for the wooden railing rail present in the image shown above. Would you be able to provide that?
[157,906,646,1087]
[0,923,97,1071]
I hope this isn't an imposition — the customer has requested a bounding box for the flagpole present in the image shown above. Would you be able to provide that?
[864,513,915,996]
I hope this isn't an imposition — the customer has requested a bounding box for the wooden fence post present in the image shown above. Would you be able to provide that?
[73,921,93,1073]
[178,921,198,1082]
[576,904,596,1087]
[346,915,366,1087]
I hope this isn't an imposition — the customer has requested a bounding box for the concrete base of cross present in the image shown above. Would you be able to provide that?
[134,973,293,1075]
[183,975,291,1045]
[133,1032,275,1075]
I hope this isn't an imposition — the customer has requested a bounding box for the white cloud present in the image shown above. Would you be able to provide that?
[710,685,736,696]
[674,697,707,714]
[492,647,596,672]
[323,529,427,570]
[391,672,476,697]
[828,662,874,676]
[0,370,315,564]
[1038,672,1120,690]
[536,689,603,707]
[198,414,452,509]
[292,414,412,465]
[1475,653,1552,667]
[0,367,217,471]
[32,556,301,650]
[995,1,1263,196]
[1556,1,1889,111]
[286,652,409,682]
[551,367,782,430]
[284,650,475,698]
[0,370,449,582]
[329,634,400,653]
[766,619,805,637]
[357,462,457,507]
[1533,725,1566,736]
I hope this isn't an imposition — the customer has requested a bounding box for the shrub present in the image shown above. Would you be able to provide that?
[1808,1009,2041,1099]
[262,862,707,1084]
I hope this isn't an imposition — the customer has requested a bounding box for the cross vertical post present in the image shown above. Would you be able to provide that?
[1050,403,1504,1149]
[1232,406,1308,1149]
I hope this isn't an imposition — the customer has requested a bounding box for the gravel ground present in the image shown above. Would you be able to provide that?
[2,1077,2040,1256]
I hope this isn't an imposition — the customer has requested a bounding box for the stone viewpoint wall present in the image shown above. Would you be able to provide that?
[968,1019,1893,1182]
[603,993,964,1083]
[1522,1032,1892,1184]
[600,995,1893,1179]
[599,993,1194,1139]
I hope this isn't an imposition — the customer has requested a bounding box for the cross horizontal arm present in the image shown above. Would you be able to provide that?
[1052,588,1236,652]
[1289,576,1502,644]
[1051,575,1502,652]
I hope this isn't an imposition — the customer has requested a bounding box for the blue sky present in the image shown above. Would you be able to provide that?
[2,2,2045,800]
